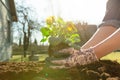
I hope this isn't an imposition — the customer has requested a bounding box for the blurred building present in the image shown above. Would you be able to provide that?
[75,23,97,46]
[0,0,17,61]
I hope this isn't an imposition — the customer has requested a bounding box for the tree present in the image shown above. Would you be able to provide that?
[34,38,38,46]
[19,37,22,46]
[13,0,41,57]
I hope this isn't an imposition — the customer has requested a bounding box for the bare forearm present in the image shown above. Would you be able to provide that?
[93,28,120,58]
[81,26,117,49]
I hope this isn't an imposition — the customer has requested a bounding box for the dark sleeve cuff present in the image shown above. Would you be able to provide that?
[98,20,120,29]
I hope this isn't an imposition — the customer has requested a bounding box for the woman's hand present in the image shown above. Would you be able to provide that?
[50,47,98,69]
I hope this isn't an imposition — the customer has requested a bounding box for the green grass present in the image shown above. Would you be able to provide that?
[101,52,120,63]
[10,54,48,62]
[10,52,120,63]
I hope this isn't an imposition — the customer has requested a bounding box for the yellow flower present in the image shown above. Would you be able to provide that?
[46,16,55,25]
[67,27,72,31]
[66,22,75,31]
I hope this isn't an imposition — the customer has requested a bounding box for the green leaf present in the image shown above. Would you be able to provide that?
[65,34,80,44]
[71,34,80,38]
[40,38,48,42]
[57,17,65,25]
[40,27,51,37]
[71,34,80,42]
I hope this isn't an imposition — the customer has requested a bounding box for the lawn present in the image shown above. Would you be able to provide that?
[101,52,120,63]
[10,54,49,62]
[10,52,120,63]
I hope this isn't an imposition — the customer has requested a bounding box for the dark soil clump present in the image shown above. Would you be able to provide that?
[68,60,120,80]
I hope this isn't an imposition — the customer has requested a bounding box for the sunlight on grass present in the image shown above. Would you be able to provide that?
[10,54,48,62]
[101,52,120,63]
[11,55,22,62]
[11,52,120,63]
[39,54,49,61]
[10,55,30,62]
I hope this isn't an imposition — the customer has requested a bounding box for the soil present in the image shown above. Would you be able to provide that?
[0,60,120,80]
[68,60,120,80]
[48,42,70,57]
[0,62,43,80]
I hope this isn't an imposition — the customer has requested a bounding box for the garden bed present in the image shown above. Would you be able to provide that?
[0,62,43,80]
[0,60,120,80]
[68,60,120,80]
